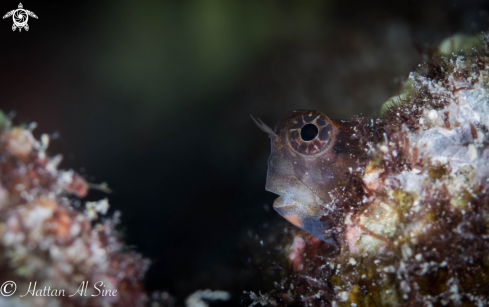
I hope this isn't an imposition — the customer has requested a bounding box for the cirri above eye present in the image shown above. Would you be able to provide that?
[252,110,364,245]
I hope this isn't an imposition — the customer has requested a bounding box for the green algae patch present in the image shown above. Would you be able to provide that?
[379,79,418,117]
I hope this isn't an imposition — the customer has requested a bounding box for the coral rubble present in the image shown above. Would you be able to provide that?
[0,115,151,306]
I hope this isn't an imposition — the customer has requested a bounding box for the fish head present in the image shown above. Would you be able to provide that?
[255,110,362,241]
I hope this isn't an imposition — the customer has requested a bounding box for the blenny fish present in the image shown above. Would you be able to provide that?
[253,110,365,245]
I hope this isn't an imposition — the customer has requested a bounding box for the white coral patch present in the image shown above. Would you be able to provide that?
[409,56,489,193]
[355,202,399,253]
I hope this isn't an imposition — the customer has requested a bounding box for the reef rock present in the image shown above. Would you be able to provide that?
[248,33,489,307]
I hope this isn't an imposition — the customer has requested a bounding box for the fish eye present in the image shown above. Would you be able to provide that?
[300,124,318,141]
[284,111,335,156]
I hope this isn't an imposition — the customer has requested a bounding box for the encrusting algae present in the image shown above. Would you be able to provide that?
[248,33,489,307]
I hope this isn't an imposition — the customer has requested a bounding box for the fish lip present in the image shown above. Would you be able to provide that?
[265,181,301,207]
[272,195,302,208]
[265,177,319,212]
[271,194,319,217]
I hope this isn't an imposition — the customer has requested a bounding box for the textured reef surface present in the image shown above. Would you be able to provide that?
[0,114,163,306]
[246,34,489,307]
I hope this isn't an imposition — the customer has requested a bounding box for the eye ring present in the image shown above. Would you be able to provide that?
[286,111,335,156]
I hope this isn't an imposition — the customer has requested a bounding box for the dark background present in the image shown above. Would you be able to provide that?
[1,0,488,304]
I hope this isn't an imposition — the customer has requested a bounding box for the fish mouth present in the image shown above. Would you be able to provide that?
[272,195,301,208]
[266,176,332,243]
[270,192,330,243]
[265,175,319,214]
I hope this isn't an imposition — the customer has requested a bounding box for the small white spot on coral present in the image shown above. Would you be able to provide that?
[468,144,478,161]
[402,244,413,259]
[338,291,348,301]
[428,109,438,120]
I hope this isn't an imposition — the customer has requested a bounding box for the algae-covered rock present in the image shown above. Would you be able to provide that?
[438,34,483,56]
[248,33,489,307]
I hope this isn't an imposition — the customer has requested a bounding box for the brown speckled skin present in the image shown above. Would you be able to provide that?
[265,110,363,243]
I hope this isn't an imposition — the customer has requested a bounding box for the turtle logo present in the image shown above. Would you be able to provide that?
[3,3,38,32]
